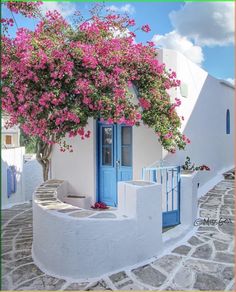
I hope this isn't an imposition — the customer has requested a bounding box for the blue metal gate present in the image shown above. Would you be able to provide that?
[142,166,181,228]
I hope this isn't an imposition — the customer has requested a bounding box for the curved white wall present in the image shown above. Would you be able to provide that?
[32,180,163,280]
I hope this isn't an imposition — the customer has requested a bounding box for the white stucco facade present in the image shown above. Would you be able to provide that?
[1,115,21,148]
[51,119,163,203]
[159,49,234,195]
[50,48,234,204]
[1,147,25,208]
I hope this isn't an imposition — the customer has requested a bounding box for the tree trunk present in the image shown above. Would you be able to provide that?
[36,140,53,181]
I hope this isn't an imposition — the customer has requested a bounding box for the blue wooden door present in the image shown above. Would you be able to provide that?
[98,123,132,206]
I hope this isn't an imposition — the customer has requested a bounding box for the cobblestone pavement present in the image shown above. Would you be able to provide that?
[1,175,234,290]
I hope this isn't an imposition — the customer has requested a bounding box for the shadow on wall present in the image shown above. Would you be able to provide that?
[164,74,234,188]
[23,158,43,201]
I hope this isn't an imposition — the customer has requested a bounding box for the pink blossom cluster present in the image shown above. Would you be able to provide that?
[2,6,189,152]
[182,134,191,144]
[6,2,42,18]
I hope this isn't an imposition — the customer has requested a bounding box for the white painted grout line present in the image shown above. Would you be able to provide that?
[13,274,46,290]
[2,207,32,230]
[225,279,235,291]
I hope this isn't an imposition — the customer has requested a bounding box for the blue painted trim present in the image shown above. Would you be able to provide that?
[226,109,230,134]
[12,166,17,193]
[166,169,168,212]
[7,167,12,198]
[177,165,181,225]
[96,120,99,203]
[150,169,157,182]
[97,121,133,207]
[171,168,174,211]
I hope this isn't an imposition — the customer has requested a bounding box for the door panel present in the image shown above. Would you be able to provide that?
[98,123,132,206]
[98,124,117,206]
[117,125,133,182]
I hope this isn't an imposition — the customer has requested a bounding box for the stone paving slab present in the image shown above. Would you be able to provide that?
[1,173,234,290]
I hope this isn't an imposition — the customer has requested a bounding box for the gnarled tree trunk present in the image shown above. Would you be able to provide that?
[36,140,53,181]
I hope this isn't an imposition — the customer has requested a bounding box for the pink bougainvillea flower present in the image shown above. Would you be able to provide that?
[141,24,151,32]
[2,3,188,155]
[128,19,135,26]
[139,98,151,110]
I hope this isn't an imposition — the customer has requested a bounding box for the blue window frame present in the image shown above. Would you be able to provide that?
[226,109,230,134]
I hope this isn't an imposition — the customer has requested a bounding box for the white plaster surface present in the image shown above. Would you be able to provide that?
[51,118,97,200]
[23,155,43,201]
[132,123,163,180]
[180,172,199,226]
[1,147,25,208]
[158,49,234,197]
[32,180,164,280]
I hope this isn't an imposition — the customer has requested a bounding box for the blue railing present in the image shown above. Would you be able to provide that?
[142,165,181,227]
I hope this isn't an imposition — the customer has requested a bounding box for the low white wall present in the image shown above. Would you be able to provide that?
[1,147,25,208]
[32,180,163,280]
[180,172,199,226]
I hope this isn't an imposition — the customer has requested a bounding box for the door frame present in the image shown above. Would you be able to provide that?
[96,121,133,205]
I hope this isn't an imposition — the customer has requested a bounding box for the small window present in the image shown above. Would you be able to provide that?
[121,126,132,167]
[226,109,230,134]
[5,135,12,145]
[102,127,113,166]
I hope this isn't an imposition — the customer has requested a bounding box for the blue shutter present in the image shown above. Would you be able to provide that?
[12,166,17,193]
[7,167,12,198]
[7,166,17,197]
[226,109,230,134]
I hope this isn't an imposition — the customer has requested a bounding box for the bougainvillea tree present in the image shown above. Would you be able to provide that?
[2,2,189,181]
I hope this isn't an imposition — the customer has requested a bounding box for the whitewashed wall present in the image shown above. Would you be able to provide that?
[133,123,163,180]
[1,147,25,208]
[23,156,43,201]
[51,118,97,199]
[158,49,234,195]
[50,119,163,202]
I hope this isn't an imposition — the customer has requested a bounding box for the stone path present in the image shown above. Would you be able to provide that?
[1,173,234,290]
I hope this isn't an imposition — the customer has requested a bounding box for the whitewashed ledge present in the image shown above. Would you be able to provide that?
[32,179,163,280]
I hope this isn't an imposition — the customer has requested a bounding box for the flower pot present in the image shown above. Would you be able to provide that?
[181,170,195,174]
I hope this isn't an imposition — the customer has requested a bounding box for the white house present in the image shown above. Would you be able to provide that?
[50,48,234,210]
[33,49,234,279]
[1,115,43,209]
[1,114,21,148]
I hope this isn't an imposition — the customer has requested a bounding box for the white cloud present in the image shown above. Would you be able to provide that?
[41,2,76,18]
[152,31,204,65]
[107,4,135,15]
[226,78,235,85]
[170,2,234,46]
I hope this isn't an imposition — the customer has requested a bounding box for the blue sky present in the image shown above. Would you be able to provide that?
[2,2,234,82]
